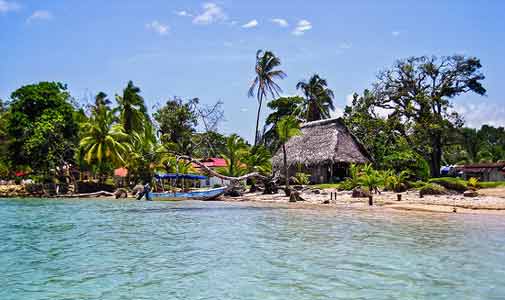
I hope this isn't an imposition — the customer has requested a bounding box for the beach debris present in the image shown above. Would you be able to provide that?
[463,190,478,197]
[352,187,370,198]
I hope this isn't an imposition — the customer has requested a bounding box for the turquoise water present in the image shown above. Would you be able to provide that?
[1,198,505,300]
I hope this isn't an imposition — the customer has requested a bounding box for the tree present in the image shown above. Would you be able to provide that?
[296,74,335,122]
[262,96,304,152]
[0,99,9,177]
[218,134,249,177]
[154,97,198,155]
[79,104,130,181]
[116,81,149,135]
[346,56,486,177]
[6,82,79,175]
[248,50,286,146]
[276,116,301,195]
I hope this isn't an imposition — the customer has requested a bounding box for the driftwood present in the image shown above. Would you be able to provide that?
[57,191,115,198]
[175,155,268,183]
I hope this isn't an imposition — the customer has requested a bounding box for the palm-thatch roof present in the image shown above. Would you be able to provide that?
[272,118,371,168]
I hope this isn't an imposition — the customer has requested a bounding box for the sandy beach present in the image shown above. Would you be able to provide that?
[222,188,505,215]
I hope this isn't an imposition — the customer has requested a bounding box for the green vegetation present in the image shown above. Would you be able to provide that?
[249,50,286,146]
[429,177,468,192]
[276,116,302,193]
[0,51,502,196]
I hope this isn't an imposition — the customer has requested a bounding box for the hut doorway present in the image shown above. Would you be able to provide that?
[330,162,348,183]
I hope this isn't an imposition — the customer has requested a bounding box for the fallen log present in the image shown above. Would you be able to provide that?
[57,191,115,198]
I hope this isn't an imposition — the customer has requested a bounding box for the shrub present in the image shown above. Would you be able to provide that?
[419,183,447,196]
[382,150,430,181]
[291,172,310,185]
[383,170,409,192]
[467,177,480,190]
[429,177,467,192]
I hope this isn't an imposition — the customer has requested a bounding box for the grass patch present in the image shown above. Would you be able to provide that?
[429,177,467,192]
[479,181,505,189]
[311,183,341,189]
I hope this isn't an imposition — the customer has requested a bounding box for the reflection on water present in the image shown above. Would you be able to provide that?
[1,198,505,300]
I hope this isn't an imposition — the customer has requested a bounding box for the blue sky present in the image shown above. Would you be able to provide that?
[1,0,504,141]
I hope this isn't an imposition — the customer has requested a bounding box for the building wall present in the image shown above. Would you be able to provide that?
[200,176,230,187]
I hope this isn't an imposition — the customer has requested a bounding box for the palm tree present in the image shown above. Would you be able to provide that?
[276,116,301,195]
[248,50,286,146]
[218,134,249,177]
[79,105,130,180]
[296,74,335,121]
[116,81,149,135]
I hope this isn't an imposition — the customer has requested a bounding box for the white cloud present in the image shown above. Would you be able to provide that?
[175,10,192,17]
[339,42,352,49]
[240,107,249,112]
[346,94,354,106]
[242,19,258,28]
[146,20,169,35]
[192,2,226,25]
[454,102,505,128]
[27,10,52,22]
[0,0,20,14]
[292,19,312,36]
[271,18,288,27]
[392,31,400,37]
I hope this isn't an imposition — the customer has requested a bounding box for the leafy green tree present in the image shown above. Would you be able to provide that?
[0,99,9,177]
[191,131,228,158]
[296,74,335,121]
[371,55,486,177]
[154,97,198,155]
[6,82,79,175]
[262,96,304,152]
[79,105,130,181]
[218,134,249,177]
[248,50,286,146]
[126,122,158,183]
[116,81,149,135]
[276,116,301,194]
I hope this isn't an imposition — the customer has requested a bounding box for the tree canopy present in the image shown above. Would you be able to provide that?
[6,82,79,174]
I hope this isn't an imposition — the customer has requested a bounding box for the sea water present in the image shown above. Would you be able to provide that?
[1,198,505,300]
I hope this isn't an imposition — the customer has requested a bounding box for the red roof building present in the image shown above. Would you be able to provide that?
[192,158,227,170]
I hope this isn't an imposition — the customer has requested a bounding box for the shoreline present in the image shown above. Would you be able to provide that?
[221,188,505,215]
[2,188,505,215]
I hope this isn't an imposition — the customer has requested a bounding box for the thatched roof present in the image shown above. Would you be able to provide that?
[272,118,371,168]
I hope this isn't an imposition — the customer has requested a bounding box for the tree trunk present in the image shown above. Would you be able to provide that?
[283,144,290,195]
[430,134,442,178]
[254,94,263,147]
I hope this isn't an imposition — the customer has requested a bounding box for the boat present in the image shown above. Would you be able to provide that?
[148,187,227,201]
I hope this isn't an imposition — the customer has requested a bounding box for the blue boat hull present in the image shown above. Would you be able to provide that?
[148,187,226,201]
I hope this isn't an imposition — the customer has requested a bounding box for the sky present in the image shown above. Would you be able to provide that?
[1,0,504,142]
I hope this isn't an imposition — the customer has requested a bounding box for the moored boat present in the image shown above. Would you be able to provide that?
[148,187,227,201]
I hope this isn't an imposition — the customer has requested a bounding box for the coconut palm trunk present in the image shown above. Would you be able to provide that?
[282,143,289,193]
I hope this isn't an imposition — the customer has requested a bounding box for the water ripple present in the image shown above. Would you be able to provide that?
[1,198,505,299]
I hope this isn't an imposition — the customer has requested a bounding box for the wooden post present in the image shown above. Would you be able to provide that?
[397,194,402,201]
[330,192,333,201]
[368,195,373,206]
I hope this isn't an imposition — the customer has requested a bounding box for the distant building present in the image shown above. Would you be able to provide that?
[454,163,505,181]
[192,158,231,187]
[272,118,372,184]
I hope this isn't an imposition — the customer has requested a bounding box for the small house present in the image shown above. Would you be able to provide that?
[272,118,371,184]
[454,163,505,181]
[192,158,231,187]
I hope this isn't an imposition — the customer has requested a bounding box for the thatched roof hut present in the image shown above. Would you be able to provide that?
[272,118,371,183]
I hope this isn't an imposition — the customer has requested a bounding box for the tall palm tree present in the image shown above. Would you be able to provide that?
[79,105,130,180]
[116,81,149,134]
[296,74,335,121]
[276,116,301,195]
[248,50,286,146]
